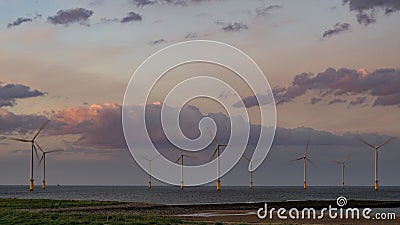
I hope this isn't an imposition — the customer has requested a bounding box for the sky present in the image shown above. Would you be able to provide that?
[0,0,400,187]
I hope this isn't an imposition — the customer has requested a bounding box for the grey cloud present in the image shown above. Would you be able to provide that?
[120,12,142,23]
[48,8,94,26]
[310,98,322,104]
[322,22,351,38]
[7,17,32,28]
[256,4,283,16]
[185,32,197,39]
[0,109,48,134]
[131,0,156,7]
[232,92,275,108]
[349,96,367,106]
[328,98,346,105]
[221,22,248,32]
[0,82,44,107]
[343,0,400,25]
[149,39,167,45]
[274,67,400,107]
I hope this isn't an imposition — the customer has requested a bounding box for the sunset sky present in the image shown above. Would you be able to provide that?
[1,0,400,186]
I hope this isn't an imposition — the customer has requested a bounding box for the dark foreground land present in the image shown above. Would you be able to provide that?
[0,198,399,224]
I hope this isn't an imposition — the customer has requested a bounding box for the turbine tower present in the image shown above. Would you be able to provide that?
[333,154,351,189]
[209,133,227,191]
[242,155,254,189]
[36,143,63,189]
[291,140,315,190]
[142,155,159,189]
[175,150,196,190]
[357,137,395,191]
[6,120,49,191]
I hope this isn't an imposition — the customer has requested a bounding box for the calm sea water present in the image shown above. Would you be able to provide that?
[1,186,400,205]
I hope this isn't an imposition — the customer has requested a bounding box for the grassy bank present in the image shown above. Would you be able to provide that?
[0,198,182,225]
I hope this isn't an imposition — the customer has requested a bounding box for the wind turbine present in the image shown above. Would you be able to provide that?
[6,120,49,191]
[332,154,351,189]
[242,155,254,189]
[209,133,227,191]
[175,150,196,190]
[357,137,395,191]
[36,143,63,189]
[290,140,316,190]
[141,155,159,189]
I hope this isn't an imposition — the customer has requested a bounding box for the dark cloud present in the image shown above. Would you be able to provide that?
[343,0,400,25]
[322,22,351,38]
[232,92,275,108]
[328,98,346,105]
[131,0,156,7]
[256,4,283,16]
[47,8,94,26]
[0,82,44,107]
[221,22,248,32]
[274,67,400,107]
[310,98,322,104]
[149,39,167,45]
[120,12,142,23]
[0,109,47,134]
[7,17,32,28]
[349,96,367,106]
[185,32,197,39]
[356,12,376,25]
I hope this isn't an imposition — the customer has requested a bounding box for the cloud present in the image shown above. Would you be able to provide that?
[148,39,167,45]
[343,0,400,25]
[274,67,400,107]
[310,98,322,104]
[120,12,142,23]
[328,98,346,105]
[256,4,283,16]
[7,17,32,28]
[349,96,367,106]
[0,82,44,107]
[220,22,248,32]
[47,8,94,26]
[185,32,198,39]
[322,22,351,38]
[0,109,48,134]
[232,92,274,108]
[131,0,156,7]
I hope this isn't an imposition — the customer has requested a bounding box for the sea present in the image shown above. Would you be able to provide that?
[1,185,400,205]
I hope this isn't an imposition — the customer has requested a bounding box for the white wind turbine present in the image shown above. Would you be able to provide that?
[141,155,159,189]
[175,150,196,190]
[332,154,351,189]
[242,155,255,189]
[290,140,316,190]
[209,132,227,191]
[6,120,49,191]
[36,144,63,189]
[357,136,395,191]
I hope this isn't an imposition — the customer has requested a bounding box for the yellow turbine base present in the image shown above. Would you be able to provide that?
[148,182,151,189]
[303,181,307,190]
[250,182,253,190]
[29,180,34,191]
[180,182,184,190]
[374,180,379,191]
[42,181,46,190]
[216,180,221,191]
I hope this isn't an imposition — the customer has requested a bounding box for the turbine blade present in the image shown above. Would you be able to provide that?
[206,126,219,146]
[210,147,218,160]
[331,160,342,164]
[32,120,49,141]
[175,156,182,163]
[33,144,40,164]
[356,136,375,149]
[304,140,310,156]
[242,155,250,162]
[307,158,317,168]
[38,154,44,169]
[46,149,64,154]
[219,144,228,147]
[35,142,45,153]
[289,157,303,162]
[182,154,197,159]
[6,137,31,142]
[377,137,395,149]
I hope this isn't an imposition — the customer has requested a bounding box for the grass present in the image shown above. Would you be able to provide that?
[0,198,183,225]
